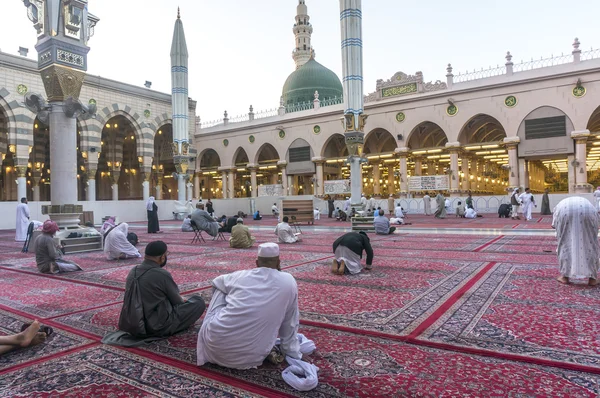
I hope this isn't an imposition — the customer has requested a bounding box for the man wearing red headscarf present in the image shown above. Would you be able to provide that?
[35,220,81,274]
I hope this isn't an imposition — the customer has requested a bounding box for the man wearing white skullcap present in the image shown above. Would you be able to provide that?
[197,242,301,369]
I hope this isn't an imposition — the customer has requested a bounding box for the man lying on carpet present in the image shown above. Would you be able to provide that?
[104,223,142,260]
[331,231,373,275]
[197,242,302,369]
[35,220,82,274]
[552,196,599,286]
[104,241,206,347]
[0,320,50,356]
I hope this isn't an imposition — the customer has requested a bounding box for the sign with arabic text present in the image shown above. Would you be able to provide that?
[408,175,449,191]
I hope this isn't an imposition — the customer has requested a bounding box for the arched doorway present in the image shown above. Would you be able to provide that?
[232,147,250,198]
[458,114,508,194]
[96,115,142,200]
[152,124,176,200]
[198,149,221,199]
[286,138,314,195]
[586,106,600,189]
[407,121,448,179]
[363,128,398,196]
[0,105,12,201]
[321,133,349,183]
[255,143,281,189]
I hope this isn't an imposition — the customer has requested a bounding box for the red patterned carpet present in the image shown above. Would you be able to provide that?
[1,218,600,397]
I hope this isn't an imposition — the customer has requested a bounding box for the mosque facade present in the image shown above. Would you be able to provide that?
[1,1,600,203]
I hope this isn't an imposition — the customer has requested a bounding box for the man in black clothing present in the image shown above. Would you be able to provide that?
[120,241,206,337]
[331,231,373,275]
[221,216,238,233]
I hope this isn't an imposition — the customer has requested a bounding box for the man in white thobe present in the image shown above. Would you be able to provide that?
[360,194,367,212]
[394,203,404,219]
[464,207,477,219]
[275,217,300,243]
[313,208,320,220]
[423,194,432,216]
[343,197,351,212]
[518,188,536,221]
[197,243,302,369]
[15,198,30,242]
[552,196,599,286]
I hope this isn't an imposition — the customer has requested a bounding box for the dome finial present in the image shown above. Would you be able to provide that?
[177,7,180,19]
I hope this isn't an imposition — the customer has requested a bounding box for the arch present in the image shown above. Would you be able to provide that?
[458,114,507,145]
[516,106,575,141]
[321,133,348,158]
[286,138,315,158]
[364,128,398,154]
[0,102,9,154]
[96,110,145,154]
[406,121,448,150]
[0,90,17,143]
[232,147,249,166]
[254,143,280,165]
[587,105,600,133]
[199,148,221,169]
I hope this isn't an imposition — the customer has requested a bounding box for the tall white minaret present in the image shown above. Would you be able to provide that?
[340,0,366,207]
[292,0,314,69]
[170,8,190,202]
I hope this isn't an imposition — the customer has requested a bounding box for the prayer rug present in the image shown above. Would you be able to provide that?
[135,325,599,397]
[0,270,123,318]
[419,262,600,370]
[0,345,264,397]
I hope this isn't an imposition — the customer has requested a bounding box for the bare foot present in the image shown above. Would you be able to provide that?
[337,260,346,275]
[30,332,47,347]
[589,278,598,286]
[557,276,569,285]
[18,320,41,347]
[331,259,339,274]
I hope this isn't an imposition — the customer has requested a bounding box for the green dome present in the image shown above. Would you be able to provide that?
[282,58,343,106]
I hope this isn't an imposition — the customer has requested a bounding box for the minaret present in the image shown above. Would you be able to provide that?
[292,0,314,69]
[340,0,367,208]
[170,8,190,202]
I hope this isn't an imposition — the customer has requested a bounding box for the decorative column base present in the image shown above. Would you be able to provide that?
[574,183,593,194]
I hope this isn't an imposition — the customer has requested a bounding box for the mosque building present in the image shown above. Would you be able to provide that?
[1,1,600,204]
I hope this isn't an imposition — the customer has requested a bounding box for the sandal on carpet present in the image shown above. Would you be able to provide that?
[20,323,53,336]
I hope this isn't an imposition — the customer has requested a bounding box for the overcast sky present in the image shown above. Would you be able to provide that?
[2,0,599,123]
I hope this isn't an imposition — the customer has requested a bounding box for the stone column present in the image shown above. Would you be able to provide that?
[396,148,409,196]
[572,130,592,193]
[288,175,295,195]
[15,166,27,201]
[156,173,164,200]
[567,154,576,193]
[312,157,326,196]
[49,104,78,205]
[227,170,235,199]
[445,142,460,195]
[32,175,41,202]
[372,163,381,196]
[461,155,470,192]
[111,171,120,201]
[518,159,529,191]
[248,164,258,198]
[142,177,150,201]
[194,173,201,199]
[503,137,520,191]
[387,165,394,195]
[278,160,288,195]
[414,157,422,176]
[220,169,228,199]
[86,170,96,202]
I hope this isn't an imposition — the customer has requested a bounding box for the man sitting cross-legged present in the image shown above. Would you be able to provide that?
[229,218,256,249]
[0,320,48,356]
[331,231,373,275]
[119,241,206,338]
[275,216,301,243]
[197,243,301,369]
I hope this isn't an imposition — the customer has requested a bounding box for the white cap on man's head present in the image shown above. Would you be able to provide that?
[258,242,280,258]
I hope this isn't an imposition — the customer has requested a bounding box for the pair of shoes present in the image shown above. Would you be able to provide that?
[20,323,53,336]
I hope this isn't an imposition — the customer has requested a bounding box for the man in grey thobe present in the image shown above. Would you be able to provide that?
[191,204,219,237]
[121,241,206,337]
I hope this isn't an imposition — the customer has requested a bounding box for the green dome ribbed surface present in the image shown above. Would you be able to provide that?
[282,58,343,106]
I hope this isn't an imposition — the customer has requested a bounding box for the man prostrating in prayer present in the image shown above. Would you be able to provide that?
[197,243,301,369]
[331,231,374,275]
